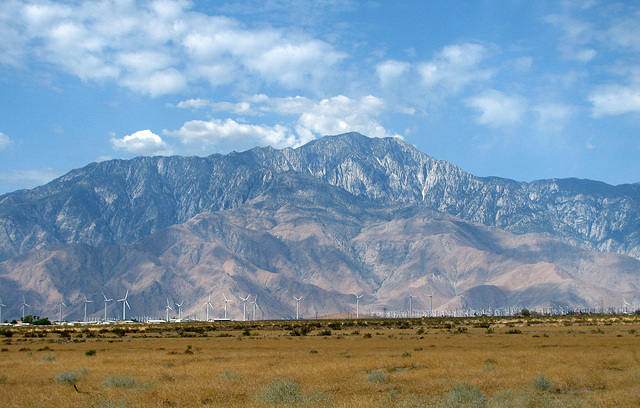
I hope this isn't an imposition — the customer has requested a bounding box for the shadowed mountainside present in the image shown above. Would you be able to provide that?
[1,172,638,319]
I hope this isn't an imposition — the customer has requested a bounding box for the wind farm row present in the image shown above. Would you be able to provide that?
[2,290,638,325]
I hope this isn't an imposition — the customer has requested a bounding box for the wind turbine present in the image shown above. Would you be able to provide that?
[175,301,184,321]
[222,294,233,320]
[251,295,258,321]
[408,293,414,318]
[82,293,93,322]
[117,290,131,321]
[294,295,303,320]
[428,291,433,318]
[20,296,30,321]
[203,294,213,321]
[165,298,173,322]
[354,293,363,319]
[58,297,67,322]
[239,294,251,321]
[0,298,5,323]
[102,292,113,321]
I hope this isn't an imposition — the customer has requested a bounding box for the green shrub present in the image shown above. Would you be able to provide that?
[531,373,554,392]
[85,349,97,356]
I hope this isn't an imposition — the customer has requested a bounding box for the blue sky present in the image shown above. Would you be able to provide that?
[1,0,640,195]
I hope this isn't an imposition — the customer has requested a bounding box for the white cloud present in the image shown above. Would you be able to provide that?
[533,103,575,132]
[589,85,640,117]
[0,167,60,190]
[545,14,597,62]
[111,129,173,155]
[466,90,527,128]
[166,118,301,150]
[417,43,494,96]
[0,132,11,151]
[165,94,402,153]
[175,98,211,110]
[376,60,410,87]
[0,0,347,96]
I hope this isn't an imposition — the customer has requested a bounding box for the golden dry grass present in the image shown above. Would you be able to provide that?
[0,316,638,407]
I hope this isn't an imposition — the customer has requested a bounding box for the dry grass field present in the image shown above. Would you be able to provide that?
[0,315,639,407]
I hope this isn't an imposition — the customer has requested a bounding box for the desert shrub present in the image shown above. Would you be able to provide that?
[402,351,412,358]
[255,377,332,406]
[219,370,241,380]
[255,377,304,405]
[0,329,12,337]
[85,398,131,408]
[41,354,56,361]
[85,349,97,356]
[103,375,137,389]
[438,383,487,408]
[367,369,389,384]
[363,332,372,338]
[55,371,79,386]
[506,328,522,334]
[531,373,555,392]
[317,329,332,336]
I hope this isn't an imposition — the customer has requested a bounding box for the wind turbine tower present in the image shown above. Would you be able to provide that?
[239,294,251,321]
[0,299,5,323]
[20,296,30,321]
[251,295,258,321]
[82,293,94,322]
[223,294,233,320]
[117,290,131,321]
[58,297,67,322]
[354,293,363,319]
[102,292,113,321]
[175,301,184,321]
[408,293,414,318]
[203,294,213,321]
[294,295,303,320]
[429,292,433,318]
[165,298,173,322]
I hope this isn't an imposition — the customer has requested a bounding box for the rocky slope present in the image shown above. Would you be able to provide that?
[1,172,638,320]
[1,133,638,267]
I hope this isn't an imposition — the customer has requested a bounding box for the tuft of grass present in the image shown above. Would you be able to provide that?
[103,374,137,389]
[54,371,79,387]
[367,369,389,384]
[438,383,488,408]
[255,377,304,405]
[531,373,555,392]
[84,397,131,408]
[219,370,241,380]
[41,354,56,361]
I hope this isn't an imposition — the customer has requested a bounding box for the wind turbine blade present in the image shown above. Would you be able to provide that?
[125,300,131,309]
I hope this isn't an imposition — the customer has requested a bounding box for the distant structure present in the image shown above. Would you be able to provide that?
[239,294,251,321]
[294,295,303,320]
[20,296,30,320]
[102,292,113,321]
[222,294,233,320]
[117,290,131,321]
[354,293,363,319]
[82,293,93,322]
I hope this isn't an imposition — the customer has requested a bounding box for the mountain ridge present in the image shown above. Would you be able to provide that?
[1,171,638,319]
[1,132,639,264]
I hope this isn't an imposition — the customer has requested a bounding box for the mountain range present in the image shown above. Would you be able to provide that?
[0,133,638,320]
